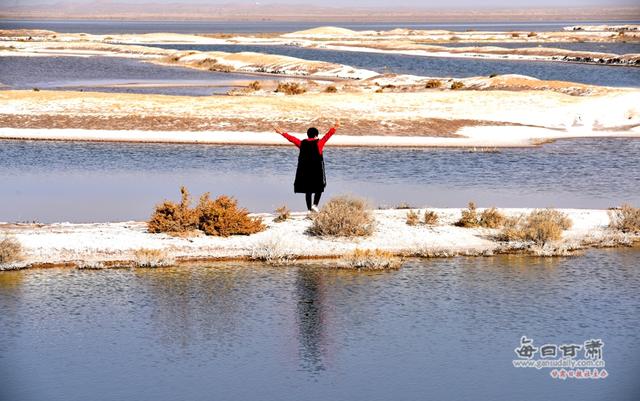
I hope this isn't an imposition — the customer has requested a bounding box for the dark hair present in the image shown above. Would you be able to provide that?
[307,127,319,138]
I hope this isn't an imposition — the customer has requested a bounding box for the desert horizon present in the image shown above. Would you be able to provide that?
[1,2,639,22]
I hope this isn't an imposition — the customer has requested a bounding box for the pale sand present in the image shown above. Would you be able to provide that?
[0,208,635,269]
[1,126,639,148]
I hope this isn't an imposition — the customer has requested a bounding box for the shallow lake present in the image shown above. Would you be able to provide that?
[155,43,640,88]
[0,138,639,222]
[1,248,639,401]
[0,56,269,96]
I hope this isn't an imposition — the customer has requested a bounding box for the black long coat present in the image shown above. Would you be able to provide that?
[294,139,326,193]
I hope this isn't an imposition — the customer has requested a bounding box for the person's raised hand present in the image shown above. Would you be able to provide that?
[272,125,284,135]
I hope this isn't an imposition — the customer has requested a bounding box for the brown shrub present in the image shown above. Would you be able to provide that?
[148,186,198,233]
[276,81,306,95]
[406,210,420,226]
[425,79,442,89]
[308,196,375,237]
[451,81,465,90]
[511,32,520,38]
[274,205,290,223]
[325,85,338,93]
[455,202,479,228]
[248,80,262,91]
[479,207,506,228]
[608,204,640,233]
[339,249,402,270]
[423,210,439,225]
[196,194,265,237]
[498,209,572,245]
[148,187,264,236]
[527,32,538,37]
[0,235,23,265]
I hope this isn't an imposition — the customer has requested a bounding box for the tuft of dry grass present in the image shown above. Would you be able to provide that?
[339,249,402,270]
[308,196,375,237]
[133,248,174,268]
[248,80,262,91]
[250,235,297,264]
[395,202,412,209]
[511,32,520,38]
[274,205,290,223]
[451,81,465,90]
[276,81,306,95]
[406,210,420,226]
[196,194,265,237]
[148,186,198,234]
[148,187,264,237]
[608,204,640,233]
[455,203,505,228]
[325,85,338,93]
[425,79,442,89]
[498,209,572,245]
[479,207,506,229]
[423,210,439,225]
[455,202,479,228]
[0,235,23,266]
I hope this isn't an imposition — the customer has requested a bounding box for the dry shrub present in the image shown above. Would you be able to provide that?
[339,249,402,270]
[498,209,572,245]
[511,32,520,38]
[456,203,505,228]
[608,204,640,233]
[527,32,537,37]
[308,196,375,237]
[425,79,442,88]
[423,210,439,225]
[395,202,412,209]
[406,210,420,226]
[148,187,264,237]
[248,80,262,91]
[451,81,465,90]
[148,186,198,234]
[0,235,23,265]
[479,207,506,228]
[455,202,479,228]
[276,81,306,95]
[196,194,264,237]
[325,85,338,93]
[133,248,173,268]
[274,205,290,223]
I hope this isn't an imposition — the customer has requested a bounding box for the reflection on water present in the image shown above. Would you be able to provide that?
[0,138,639,222]
[0,249,639,401]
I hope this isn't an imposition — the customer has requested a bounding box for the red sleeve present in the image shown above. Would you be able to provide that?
[318,127,336,154]
[281,132,301,148]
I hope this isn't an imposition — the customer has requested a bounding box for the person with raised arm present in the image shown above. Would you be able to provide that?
[273,121,340,212]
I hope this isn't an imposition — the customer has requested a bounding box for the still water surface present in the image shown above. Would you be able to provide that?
[1,249,639,401]
[0,138,639,222]
[0,56,269,96]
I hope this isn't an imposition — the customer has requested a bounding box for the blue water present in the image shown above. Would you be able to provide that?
[2,19,639,34]
[0,56,267,96]
[1,248,639,401]
[442,41,640,54]
[0,138,638,222]
[152,43,640,87]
